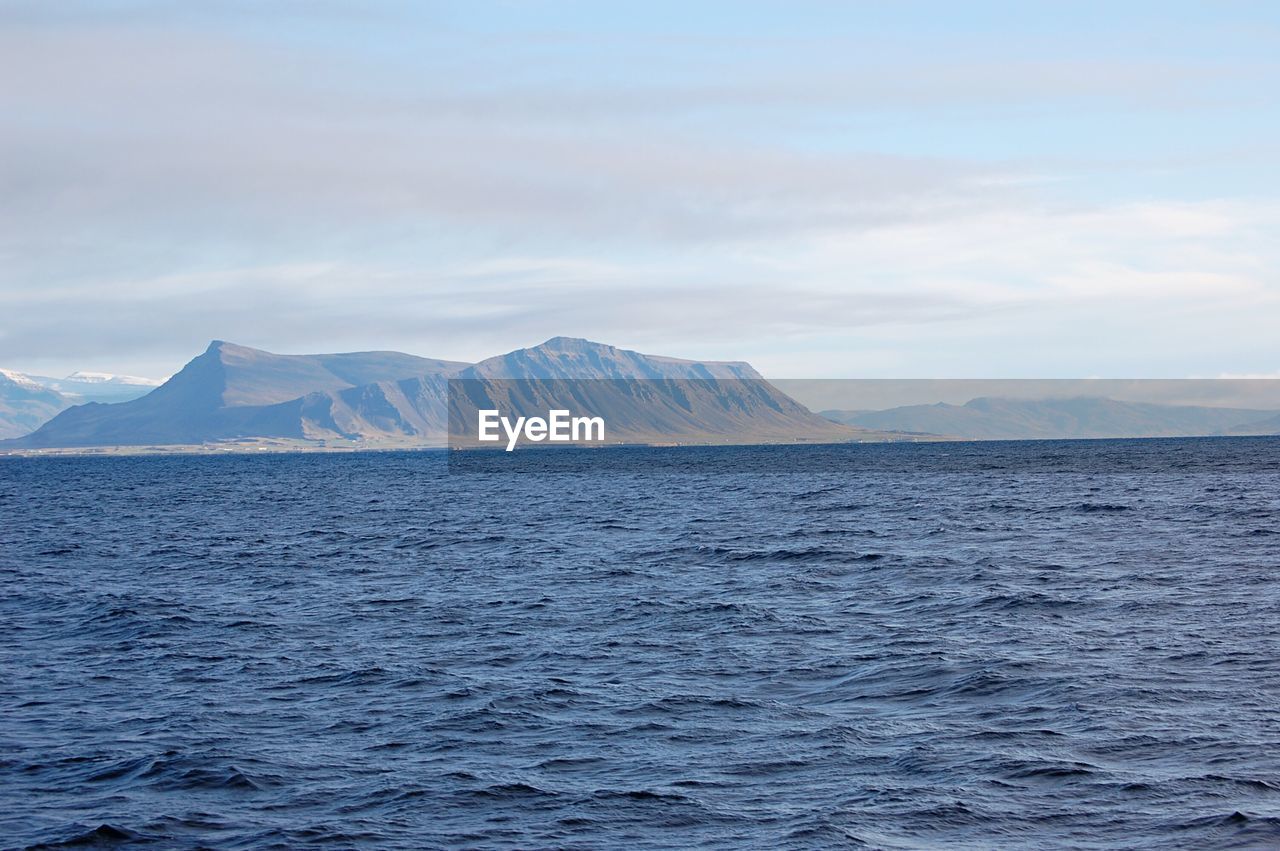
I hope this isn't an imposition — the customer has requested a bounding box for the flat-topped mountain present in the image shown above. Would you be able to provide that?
[449,338,853,446]
[822,396,1280,440]
[4,338,869,449]
[464,336,761,380]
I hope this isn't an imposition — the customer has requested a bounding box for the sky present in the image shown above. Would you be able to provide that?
[2,0,1279,379]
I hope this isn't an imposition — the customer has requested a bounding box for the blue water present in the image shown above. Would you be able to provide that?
[2,439,1279,849]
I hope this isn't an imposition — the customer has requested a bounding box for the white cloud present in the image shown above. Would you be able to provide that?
[1,5,1278,378]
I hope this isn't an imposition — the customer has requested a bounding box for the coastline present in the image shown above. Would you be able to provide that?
[0,432,941,458]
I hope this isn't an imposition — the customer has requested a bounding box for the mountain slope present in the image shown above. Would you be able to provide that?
[176,340,467,407]
[823,396,1280,440]
[231,376,451,442]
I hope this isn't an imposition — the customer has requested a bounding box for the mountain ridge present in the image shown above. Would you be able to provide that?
[3,338,869,449]
[463,336,761,380]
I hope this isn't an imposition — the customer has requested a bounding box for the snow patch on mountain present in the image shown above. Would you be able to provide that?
[0,368,48,391]
[64,371,164,386]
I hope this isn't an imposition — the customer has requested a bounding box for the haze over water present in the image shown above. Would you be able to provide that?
[3,439,1279,849]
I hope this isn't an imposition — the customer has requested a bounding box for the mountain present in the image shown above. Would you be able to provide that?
[3,338,870,449]
[822,396,1280,440]
[6,341,470,448]
[449,337,858,446]
[0,370,73,439]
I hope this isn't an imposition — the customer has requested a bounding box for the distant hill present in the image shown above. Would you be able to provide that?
[0,370,72,439]
[0,367,167,438]
[822,396,1280,440]
[4,338,871,449]
[37,372,163,403]
[1230,410,1280,435]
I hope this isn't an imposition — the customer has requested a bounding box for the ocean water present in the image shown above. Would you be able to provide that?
[2,438,1279,850]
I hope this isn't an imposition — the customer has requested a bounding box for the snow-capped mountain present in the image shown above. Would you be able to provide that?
[0,368,49,392]
[0,367,164,439]
[29,371,164,403]
[0,369,72,439]
[62,371,164,387]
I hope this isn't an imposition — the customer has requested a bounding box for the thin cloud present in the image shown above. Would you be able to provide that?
[1,3,1278,378]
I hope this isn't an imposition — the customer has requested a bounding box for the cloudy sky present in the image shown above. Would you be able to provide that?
[2,1,1278,379]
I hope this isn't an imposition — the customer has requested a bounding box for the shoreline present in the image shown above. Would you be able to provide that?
[4,431,1275,458]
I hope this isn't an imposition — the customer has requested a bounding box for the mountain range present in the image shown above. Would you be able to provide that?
[3,338,864,450]
[10,341,1280,450]
[822,396,1280,440]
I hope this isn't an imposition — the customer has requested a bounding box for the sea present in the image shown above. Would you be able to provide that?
[2,438,1279,849]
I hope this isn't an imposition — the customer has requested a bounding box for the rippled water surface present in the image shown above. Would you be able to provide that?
[3,439,1280,849]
